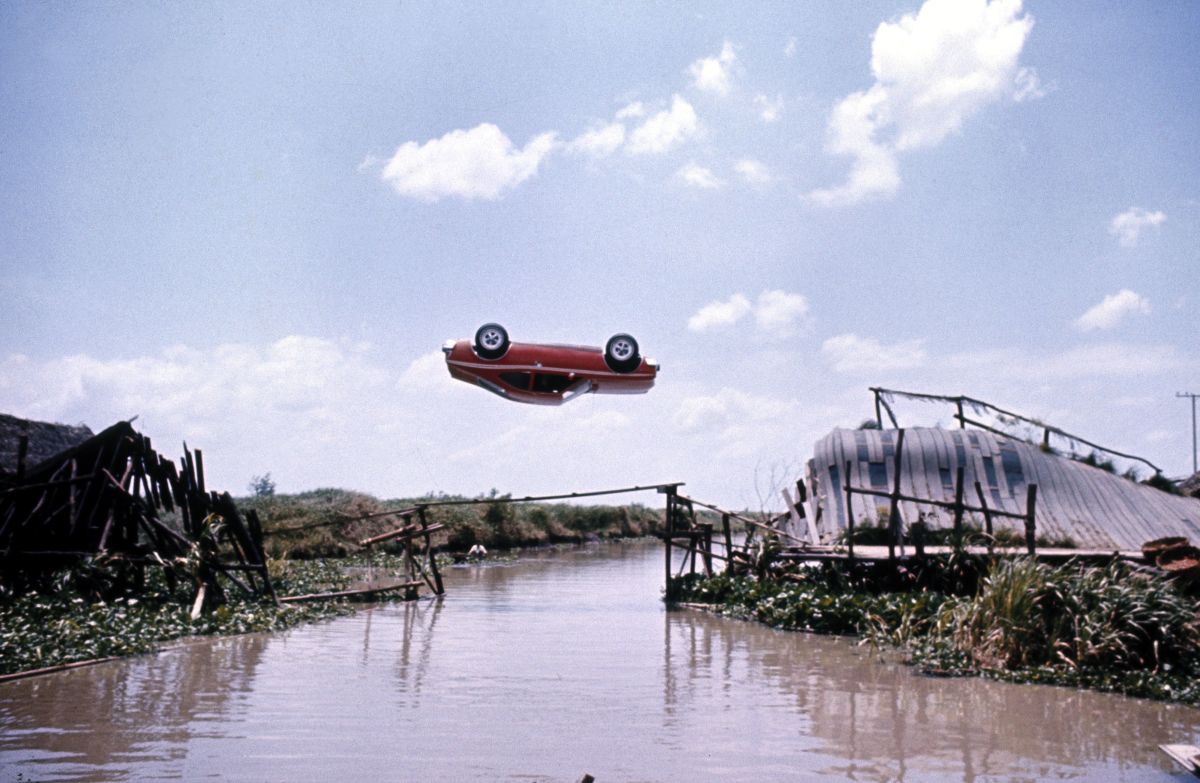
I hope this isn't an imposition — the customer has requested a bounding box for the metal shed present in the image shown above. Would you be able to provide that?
[806,427,1200,551]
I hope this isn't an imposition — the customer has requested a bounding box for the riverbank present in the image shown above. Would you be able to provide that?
[667,555,1200,705]
[0,489,666,678]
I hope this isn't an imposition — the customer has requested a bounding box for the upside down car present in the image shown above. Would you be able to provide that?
[442,323,658,405]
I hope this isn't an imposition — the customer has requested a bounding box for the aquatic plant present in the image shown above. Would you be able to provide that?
[668,556,1200,705]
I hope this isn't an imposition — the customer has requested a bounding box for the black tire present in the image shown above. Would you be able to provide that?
[474,323,510,360]
[604,333,640,373]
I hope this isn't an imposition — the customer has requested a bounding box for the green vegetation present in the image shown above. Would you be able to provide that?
[837,519,1077,550]
[240,489,663,559]
[0,556,384,676]
[668,557,1200,705]
[0,491,662,676]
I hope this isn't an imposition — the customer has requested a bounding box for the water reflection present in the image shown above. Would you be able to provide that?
[2,542,1197,782]
[663,607,1198,781]
[0,634,265,781]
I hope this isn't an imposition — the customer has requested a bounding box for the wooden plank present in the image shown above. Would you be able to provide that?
[278,581,423,604]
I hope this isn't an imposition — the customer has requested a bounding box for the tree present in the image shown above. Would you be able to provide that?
[249,473,276,497]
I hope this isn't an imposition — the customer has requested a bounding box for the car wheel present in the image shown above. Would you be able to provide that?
[474,323,510,360]
[605,333,640,373]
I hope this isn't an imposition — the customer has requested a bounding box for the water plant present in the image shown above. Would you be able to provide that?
[668,556,1200,705]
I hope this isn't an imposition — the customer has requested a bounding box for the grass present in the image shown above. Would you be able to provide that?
[668,556,1200,705]
[0,491,665,676]
[240,490,664,559]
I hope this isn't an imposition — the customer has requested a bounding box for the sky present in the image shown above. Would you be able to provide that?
[1,0,1197,510]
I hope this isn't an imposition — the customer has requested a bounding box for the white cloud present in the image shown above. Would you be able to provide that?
[688,41,738,97]
[1109,207,1166,247]
[0,337,394,450]
[677,162,724,189]
[1073,289,1151,332]
[627,95,700,155]
[399,350,453,389]
[784,36,798,58]
[568,122,626,157]
[687,293,753,332]
[381,123,558,201]
[734,158,772,184]
[809,0,1036,206]
[754,93,784,123]
[674,388,791,432]
[820,333,927,372]
[615,101,646,119]
[687,290,809,336]
[754,290,809,336]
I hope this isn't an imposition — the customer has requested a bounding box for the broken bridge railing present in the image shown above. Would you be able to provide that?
[870,387,1162,476]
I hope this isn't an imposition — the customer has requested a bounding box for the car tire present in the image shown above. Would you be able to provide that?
[474,323,510,360]
[604,333,640,373]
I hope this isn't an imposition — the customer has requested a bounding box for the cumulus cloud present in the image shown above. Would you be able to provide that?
[674,388,791,432]
[687,293,753,332]
[381,123,558,201]
[820,333,927,372]
[687,290,809,336]
[754,93,784,122]
[0,337,395,450]
[688,41,738,96]
[734,159,772,184]
[809,0,1037,206]
[1109,207,1166,247]
[1073,289,1151,332]
[615,101,646,119]
[628,95,700,155]
[784,36,798,58]
[677,162,724,189]
[754,290,809,335]
[568,122,626,157]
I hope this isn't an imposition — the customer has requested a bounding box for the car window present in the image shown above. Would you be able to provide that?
[532,373,573,394]
[499,371,532,389]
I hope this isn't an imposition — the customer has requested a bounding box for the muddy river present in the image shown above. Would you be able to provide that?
[2,541,1198,781]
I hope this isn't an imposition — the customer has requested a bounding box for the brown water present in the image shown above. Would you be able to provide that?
[2,541,1198,782]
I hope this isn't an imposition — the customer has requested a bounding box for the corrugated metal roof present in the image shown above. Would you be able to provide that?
[804,427,1200,550]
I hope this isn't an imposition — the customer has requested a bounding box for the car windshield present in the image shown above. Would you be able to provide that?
[532,373,573,394]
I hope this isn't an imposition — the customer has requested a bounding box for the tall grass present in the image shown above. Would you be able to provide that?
[939,559,1199,672]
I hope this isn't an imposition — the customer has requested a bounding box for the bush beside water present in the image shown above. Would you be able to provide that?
[0,493,661,676]
[669,557,1200,705]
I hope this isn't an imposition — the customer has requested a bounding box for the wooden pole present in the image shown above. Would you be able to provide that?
[664,488,675,586]
[1024,484,1038,556]
[843,460,855,561]
[418,506,444,595]
[721,513,733,574]
[888,429,905,561]
[952,466,965,551]
[974,481,994,555]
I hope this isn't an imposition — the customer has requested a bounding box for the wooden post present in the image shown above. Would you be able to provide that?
[952,466,965,551]
[418,506,444,595]
[843,460,855,561]
[721,513,733,574]
[974,481,994,555]
[702,524,713,576]
[957,399,966,429]
[664,488,675,586]
[1024,484,1038,556]
[874,391,884,429]
[1042,428,1051,450]
[888,429,905,562]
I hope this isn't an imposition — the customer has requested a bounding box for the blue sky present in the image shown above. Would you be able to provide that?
[2,0,1197,508]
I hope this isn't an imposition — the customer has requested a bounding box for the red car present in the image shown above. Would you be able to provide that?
[443,324,658,405]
